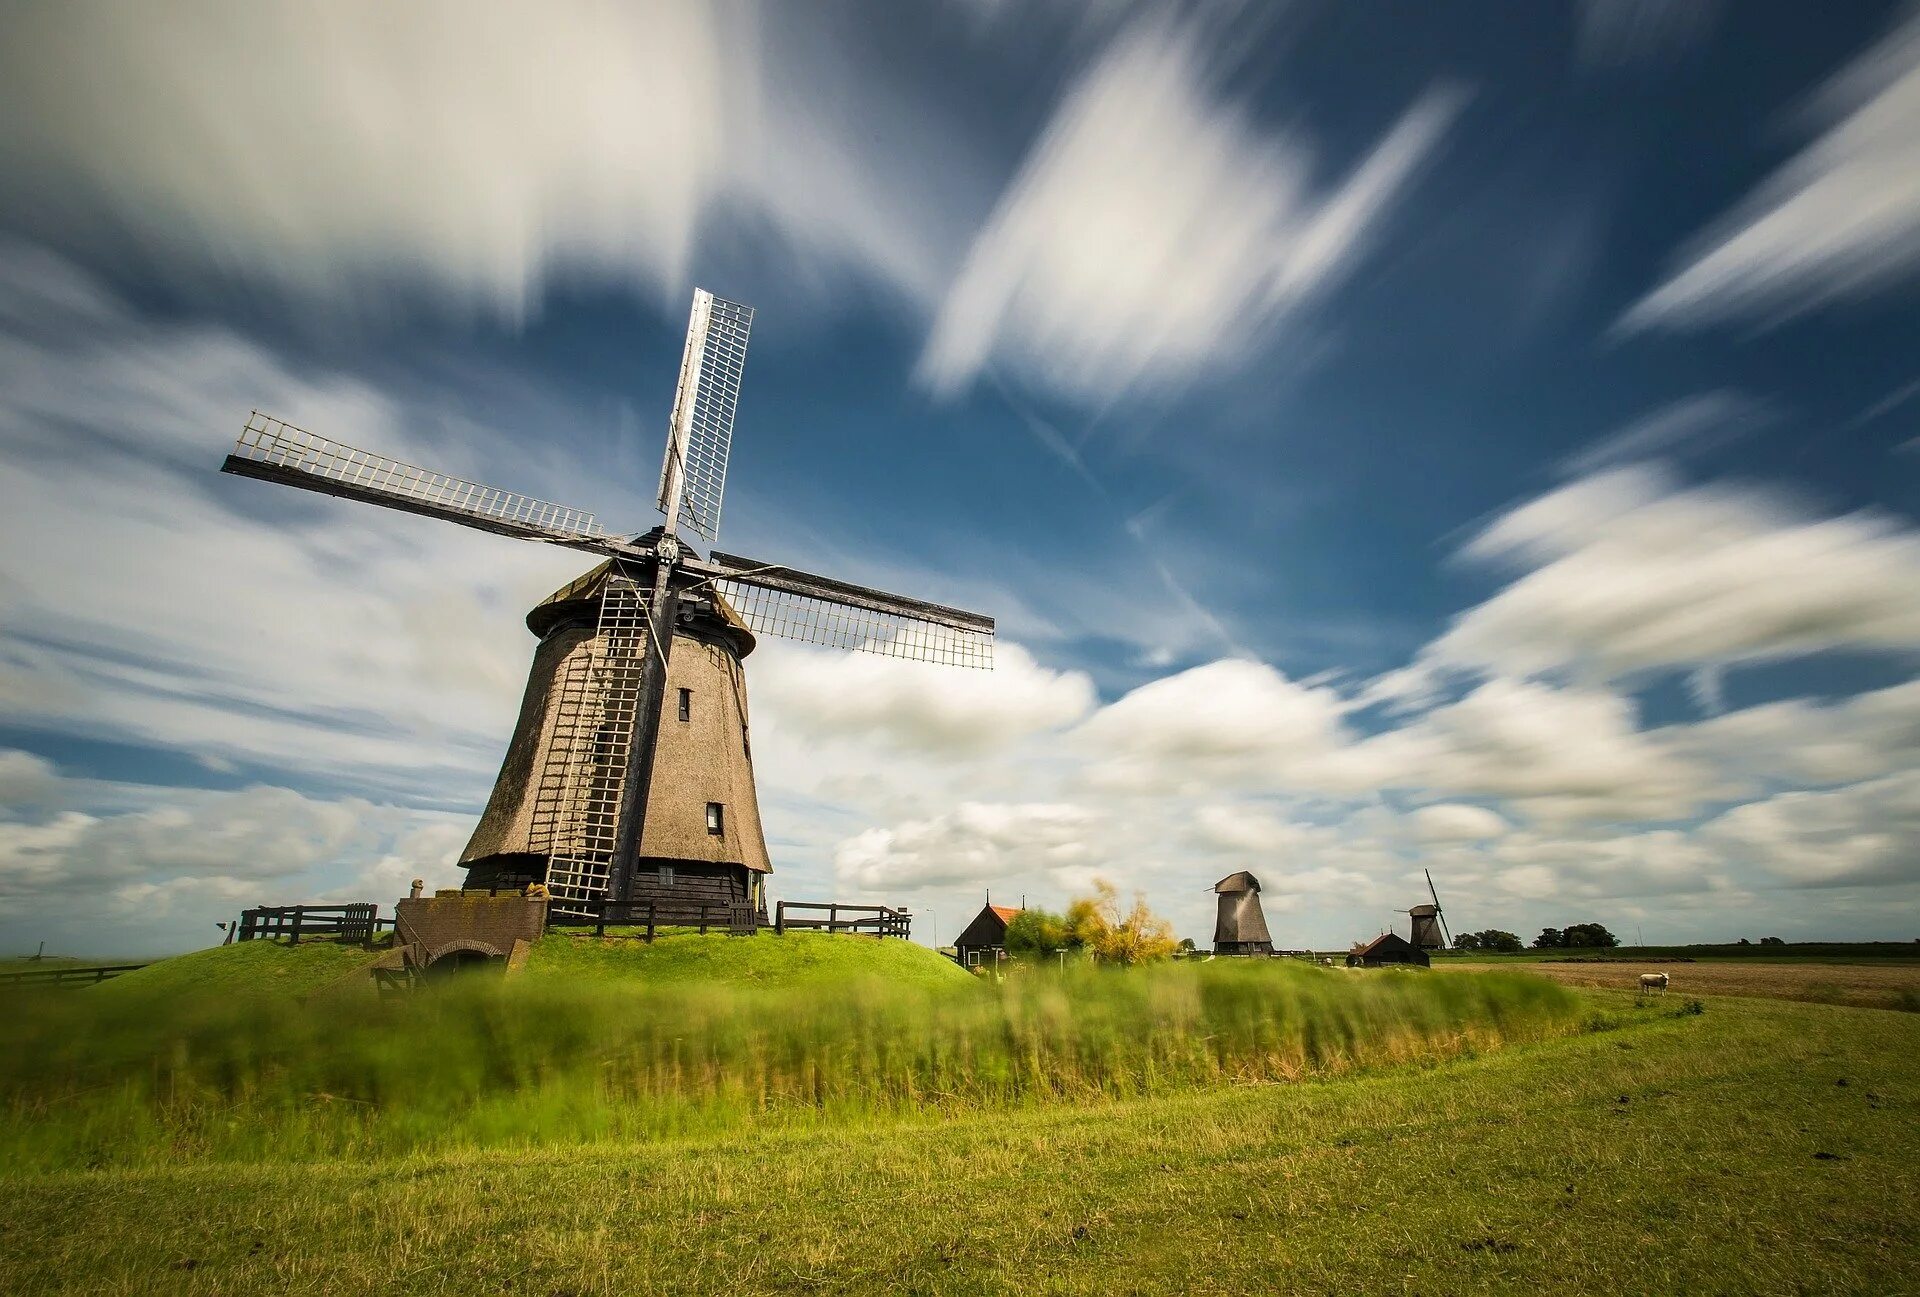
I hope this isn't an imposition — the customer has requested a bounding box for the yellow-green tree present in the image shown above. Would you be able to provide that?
[1065,879,1178,965]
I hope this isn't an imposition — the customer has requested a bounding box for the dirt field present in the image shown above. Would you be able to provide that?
[1451,959,1920,1011]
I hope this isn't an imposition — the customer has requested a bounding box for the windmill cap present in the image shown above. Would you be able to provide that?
[527,559,756,655]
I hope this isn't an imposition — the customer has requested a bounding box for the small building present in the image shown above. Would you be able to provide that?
[1346,931,1430,968]
[953,902,1021,970]
[1212,871,1274,955]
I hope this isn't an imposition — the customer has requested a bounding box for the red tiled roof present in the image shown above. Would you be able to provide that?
[989,905,1021,923]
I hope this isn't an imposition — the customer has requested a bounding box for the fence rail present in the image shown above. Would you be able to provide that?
[545,898,760,940]
[543,899,909,941]
[774,902,911,939]
[0,963,148,988]
[237,904,389,945]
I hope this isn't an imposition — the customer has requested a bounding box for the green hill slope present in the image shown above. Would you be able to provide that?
[90,937,386,1002]
[523,931,974,990]
[86,931,972,1002]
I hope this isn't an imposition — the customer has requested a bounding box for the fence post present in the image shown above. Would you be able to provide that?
[646,901,656,943]
[595,904,607,939]
[291,905,303,945]
[776,902,785,935]
[829,904,839,932]
[699,903,709,935]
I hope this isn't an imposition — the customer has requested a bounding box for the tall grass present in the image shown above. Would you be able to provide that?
[0,961,1575,1171]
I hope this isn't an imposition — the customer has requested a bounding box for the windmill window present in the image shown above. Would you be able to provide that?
[659,865,674,888]
[678,688,691,722]
[706,802,725,836]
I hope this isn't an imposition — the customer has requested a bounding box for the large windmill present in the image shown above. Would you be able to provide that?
[222,289,994,920]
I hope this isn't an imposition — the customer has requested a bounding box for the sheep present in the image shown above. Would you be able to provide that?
[1638,971,1669,992]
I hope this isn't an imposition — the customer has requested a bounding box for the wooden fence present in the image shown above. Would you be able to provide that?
[544,899,910,941]
[236,903,389,945]
[0,963,148,989]
[774,902,911,939]
[545,899,759,940]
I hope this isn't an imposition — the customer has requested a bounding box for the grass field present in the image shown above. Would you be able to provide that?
[2,943,1913,1294]
[1453,956,1920,1011]
[0,988,1911,1294]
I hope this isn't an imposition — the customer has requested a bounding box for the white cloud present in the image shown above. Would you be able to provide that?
[1074,658,1353,792]
[0,248,589,793]
[1410,803,1510,843]
[834,802,1097,891]
[1663,678,1920,788]
[750,641,1095,755]
[1705,770,1920,889]
[916,19,1462,401]
[1355,677,1722,824]
[1561,389,1776,476]
[1621,11,1920,330]
[0,1,954,317]
[0,750,59,807]
[1428,466,1920,682]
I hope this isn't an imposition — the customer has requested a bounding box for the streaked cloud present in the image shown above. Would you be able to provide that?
[0,1,955,316]
[1561,389,1777,476]
[1430,466,1920,682]
[918,19,1463,401]
[1620,11,1920,331]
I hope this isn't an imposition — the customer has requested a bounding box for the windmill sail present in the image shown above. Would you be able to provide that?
[706,551,995,669]
[657,290,754,543]
[223,412,611,550]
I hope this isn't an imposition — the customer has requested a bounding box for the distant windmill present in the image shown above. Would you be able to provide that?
[221,289,995,919]
[1212,871,1274,956]
[1406,868,1453,951]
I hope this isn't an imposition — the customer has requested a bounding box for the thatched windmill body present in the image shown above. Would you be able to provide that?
[1212,871,1274,955]
[222,290,995,919]
[1406,868,1453,951]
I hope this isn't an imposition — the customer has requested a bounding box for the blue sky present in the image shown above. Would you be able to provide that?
[1,0,1918,956]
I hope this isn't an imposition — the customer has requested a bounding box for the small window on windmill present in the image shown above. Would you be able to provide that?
[659,864,674,888]
[678,688,691,722]
[706,802,725,836]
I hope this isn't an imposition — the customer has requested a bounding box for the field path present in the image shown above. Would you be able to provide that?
[1451,957,1920,1010]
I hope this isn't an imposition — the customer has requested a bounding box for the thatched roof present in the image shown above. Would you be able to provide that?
[527,560,756,655]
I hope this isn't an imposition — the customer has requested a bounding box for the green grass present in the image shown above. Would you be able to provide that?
[0,991,1911,1294]
[0,960,1573,1171]
[523,930,977,990]
[85,936,387,1002]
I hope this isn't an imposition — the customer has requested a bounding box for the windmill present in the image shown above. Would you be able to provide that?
[1210,871,1274,956]
[1406,868,1453,951]
[221,289,995,920]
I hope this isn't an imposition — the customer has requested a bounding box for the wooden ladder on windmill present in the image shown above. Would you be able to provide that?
[531,570,650,920]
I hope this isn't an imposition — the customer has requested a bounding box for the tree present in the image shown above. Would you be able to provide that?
[1760,935,1786,946]
[1004,908,1071,959]
[1065,879,1179,965]
[1533,928,1564,949]
[1561,923,1620,948]
[1453,932,1482,951]
[1470,929,1523,953]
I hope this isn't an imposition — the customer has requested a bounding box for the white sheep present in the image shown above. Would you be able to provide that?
[1638,971,1669,991]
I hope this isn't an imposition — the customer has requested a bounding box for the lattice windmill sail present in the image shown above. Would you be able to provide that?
[221,288,995,922]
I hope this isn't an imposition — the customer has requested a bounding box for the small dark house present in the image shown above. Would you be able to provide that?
[954,902,1021,969]
[1346,931,1429,968]
[1212,871,1274,955]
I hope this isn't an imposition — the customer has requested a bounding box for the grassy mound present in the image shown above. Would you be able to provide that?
[524,930,975,990]
[89,937,385,1003]
[0,960,1577,1169]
